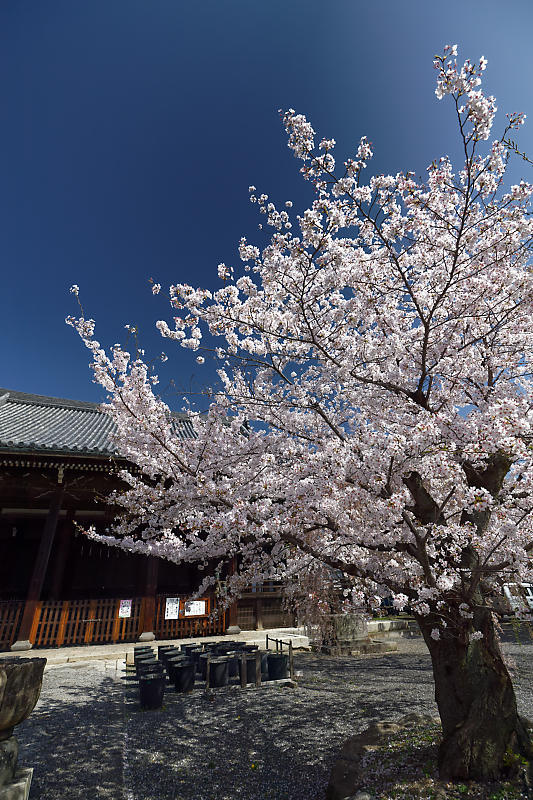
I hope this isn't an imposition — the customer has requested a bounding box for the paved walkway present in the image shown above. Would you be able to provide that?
[1,627,310,670]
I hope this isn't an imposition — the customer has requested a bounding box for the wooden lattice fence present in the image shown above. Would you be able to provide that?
[0,595,223,650]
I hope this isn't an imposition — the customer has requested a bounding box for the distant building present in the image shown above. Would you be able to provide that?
[0,389,290,651]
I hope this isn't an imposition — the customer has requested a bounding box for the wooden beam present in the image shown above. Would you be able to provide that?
[138,556,158,642]
[11,480,65,650]
[49,511,74,599]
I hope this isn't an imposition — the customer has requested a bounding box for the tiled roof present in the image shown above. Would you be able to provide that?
[0,388,196,457]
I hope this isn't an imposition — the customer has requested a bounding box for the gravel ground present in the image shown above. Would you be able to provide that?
[14,626,533,800]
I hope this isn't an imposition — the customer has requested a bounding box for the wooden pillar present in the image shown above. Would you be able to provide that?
[49,510,74,599]
[11,479,66,651]
[138,555,158,641]
[255,597,264,631]
[226,556,240,633]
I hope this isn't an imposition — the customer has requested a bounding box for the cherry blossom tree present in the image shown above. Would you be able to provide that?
[69,47,533,781]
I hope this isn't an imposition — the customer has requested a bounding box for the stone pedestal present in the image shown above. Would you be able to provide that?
[0,766,32,800]
[225,625,241,635]
[8,644,31,654]
[0,738,32,800]
[0,738,18,787]
[325,614,368,655]
[0,657,46,800]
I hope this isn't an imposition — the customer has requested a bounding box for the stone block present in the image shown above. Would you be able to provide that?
[350,640,398,655]
[0,768,32,800]
[226,625,241,634]
[326,714,440,800]
[7,643,31,654]
[0,737,18,786]
[332,614,368,642]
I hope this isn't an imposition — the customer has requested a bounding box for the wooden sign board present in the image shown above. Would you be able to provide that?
[184,600,206,616]
[118,599,132,618]
[164,597,180,620]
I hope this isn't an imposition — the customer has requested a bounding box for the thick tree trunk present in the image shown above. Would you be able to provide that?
[416,607,532,782]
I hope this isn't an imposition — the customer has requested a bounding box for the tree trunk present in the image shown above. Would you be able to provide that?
[416,606,532,782]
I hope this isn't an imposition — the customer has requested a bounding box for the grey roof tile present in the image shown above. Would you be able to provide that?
[0,388,196,457]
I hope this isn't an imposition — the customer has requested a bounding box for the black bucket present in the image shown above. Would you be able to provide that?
[189,647,203,672]
[166,655,189,681]
[238,653,260,684]
[134,647,155,661]
[267,652,288,681]
[139,673,166,709]
[137,663,165,681]
[225,651,239,678]
[135,656,158,674]
[198,653,210,679]
[208,657,229,688]
[160,648,180,666]
[173,660,195,693]
[215,647,234,658]
[158,645,178,660]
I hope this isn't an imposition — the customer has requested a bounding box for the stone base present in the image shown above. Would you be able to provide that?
[225,625,241,635]
[350,639,398,655]
[138,632,155,642]
[326,714,438,800]
[321,614,370,655]
[0,768,33,800]
[8,642,32,653]
[0,737,18,787]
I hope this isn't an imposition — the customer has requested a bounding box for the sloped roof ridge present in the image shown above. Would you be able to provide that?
[0,388,191,419]
[0,387,102,411]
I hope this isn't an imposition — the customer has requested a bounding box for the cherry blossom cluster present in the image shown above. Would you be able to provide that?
[70,48,533,646]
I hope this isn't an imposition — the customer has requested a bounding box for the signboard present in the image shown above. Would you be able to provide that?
[118,599,132,618]
[184,600,206,616]
[164,597,180,620]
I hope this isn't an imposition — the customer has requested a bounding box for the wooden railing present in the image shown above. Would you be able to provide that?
[154,595,226,640]
[30,597,142,648]
[0,601,24,650]
[0,595,225,650]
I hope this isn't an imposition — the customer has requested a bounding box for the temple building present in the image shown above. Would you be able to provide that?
[0,389,291,651]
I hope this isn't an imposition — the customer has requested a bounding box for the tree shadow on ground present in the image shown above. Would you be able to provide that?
[120,650,438,800]
[11,641,533,800]
[15,663,124,800]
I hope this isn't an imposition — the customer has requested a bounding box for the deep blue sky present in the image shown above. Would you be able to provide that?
[1,1,532,409]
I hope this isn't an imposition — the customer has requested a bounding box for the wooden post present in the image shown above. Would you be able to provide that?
[255,651,261,687]
[265,634,269,651]
[138,556,158,642]
[111,599,122,643]
[255,598,263,630]
[240,652,247,688]
[84,599,97,644]
[289,640,294,680]
[226,557,239,632]
[28,601,42,645]
[56,601,70,647]
[49,511,74,599]
[11,480,65,651]
[205,653,211,689]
